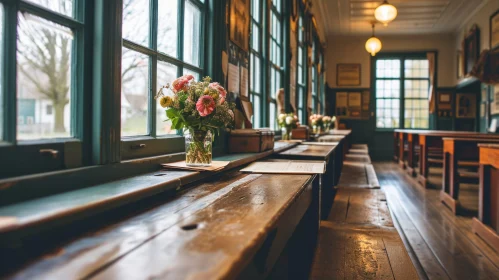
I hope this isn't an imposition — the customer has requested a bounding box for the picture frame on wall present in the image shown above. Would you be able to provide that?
[229,0,250,52]
[463,25,480,75]
[490,9,499,50]
[337,64,361,86]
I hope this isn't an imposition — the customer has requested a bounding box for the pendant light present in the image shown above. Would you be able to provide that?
[365,24,382,56]
[375,0,398,26]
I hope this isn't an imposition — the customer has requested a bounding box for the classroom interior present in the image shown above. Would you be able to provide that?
[1,0,499,279]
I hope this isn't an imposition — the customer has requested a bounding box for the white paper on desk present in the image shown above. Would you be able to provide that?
[240,161,325,174]
[302,141,338,146]
[161,161,230,171]
[228,63,240,94]
[240,67,248,97]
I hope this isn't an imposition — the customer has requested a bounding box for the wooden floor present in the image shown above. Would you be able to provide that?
[375,162,499,280]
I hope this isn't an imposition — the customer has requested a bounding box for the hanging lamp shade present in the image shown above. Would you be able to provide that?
[365,24,382,56]
[375,1,397,26]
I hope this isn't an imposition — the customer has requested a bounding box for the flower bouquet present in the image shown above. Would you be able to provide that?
[277,113,300,140]
[309,114,324,134]
[322,116,336,132]
[156,75,234,166]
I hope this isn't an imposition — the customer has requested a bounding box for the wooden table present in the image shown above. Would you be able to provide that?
[440,138,499,214]
[275,144,338,220]
[472,144,499,253]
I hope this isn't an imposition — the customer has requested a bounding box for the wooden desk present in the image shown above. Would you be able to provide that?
[419,132,499,188]
[440,138,499,214]
[472,144,499,253]
[275,144,338,220]
[5,171,320,279]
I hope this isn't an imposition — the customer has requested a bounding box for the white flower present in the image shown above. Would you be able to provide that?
[278,114,286,122]
[285,116,294,125]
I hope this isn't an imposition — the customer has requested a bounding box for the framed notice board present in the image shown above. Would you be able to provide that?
[337,64,361,86]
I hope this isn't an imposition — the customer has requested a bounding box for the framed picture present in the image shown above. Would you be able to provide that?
[337,64,361,86]
[463,25,480,75]
[492,84,499,115]
[456,93,476,118]
[229,0,250,51]
[490,9,499,50]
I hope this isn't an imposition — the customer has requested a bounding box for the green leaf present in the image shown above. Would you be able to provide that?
[166,108,178,120]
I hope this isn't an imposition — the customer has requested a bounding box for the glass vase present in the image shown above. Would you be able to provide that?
[185,129,212,166]
[281,127,292,140]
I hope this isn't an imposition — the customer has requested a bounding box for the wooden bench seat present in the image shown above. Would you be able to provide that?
[345,154,371,163]
[351,144,368,150]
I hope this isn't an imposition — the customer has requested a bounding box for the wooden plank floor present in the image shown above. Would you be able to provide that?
[375,162,499,280]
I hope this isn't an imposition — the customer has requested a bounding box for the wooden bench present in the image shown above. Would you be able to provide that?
[310,161,419,279]
[3,171,320,279]
[274,143,340,220]
[472,144,499,253]
[440,138,499,215]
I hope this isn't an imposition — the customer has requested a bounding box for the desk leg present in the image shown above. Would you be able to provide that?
[441,152,459,214]
[473,164,499,252]
[399,134,405,168]
[418,141,428,188]
[407,137,416,177]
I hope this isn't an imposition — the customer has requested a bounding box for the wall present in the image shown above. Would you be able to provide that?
[326,34,456,88]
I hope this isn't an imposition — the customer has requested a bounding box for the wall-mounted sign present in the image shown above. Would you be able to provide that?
[337,64,361,86]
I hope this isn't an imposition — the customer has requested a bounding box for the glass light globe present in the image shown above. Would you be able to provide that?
[365,36,382,56]
[375,1,397,26]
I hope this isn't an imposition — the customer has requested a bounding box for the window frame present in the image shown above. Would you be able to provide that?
[249,0,263,128]
[267,0,283,130]
[372,52,431,131]
[0,0,88,178]
[120,0,206,160]
[296,12,306,124]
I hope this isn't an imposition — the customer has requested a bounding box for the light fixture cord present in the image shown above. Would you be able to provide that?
[372,24,375,37]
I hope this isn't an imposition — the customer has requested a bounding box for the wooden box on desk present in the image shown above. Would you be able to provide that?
[291,126,310,140]
[228,129,275,153]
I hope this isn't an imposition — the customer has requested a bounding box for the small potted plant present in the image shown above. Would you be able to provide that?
[278,113,299,140]
[156,76,235,166]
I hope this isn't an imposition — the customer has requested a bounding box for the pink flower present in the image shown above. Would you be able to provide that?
[209,82,227,98]
[196,95,216,117]
[172,75,194,93]
[218,95,225,104]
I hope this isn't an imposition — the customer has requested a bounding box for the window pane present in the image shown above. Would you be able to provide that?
[157,61,178,135]
[25,0,73,17]
[183,68,200,81]
[252,94,261,128]
[269,102,276,129]
[251,0,260,22]
[376,59,400,78]
[17,13,73,140]
[252,23,259,51]
[121,48,149,136]
[183,0,201,66]
[123,0,150,46]
[0,4,3,140]
[405,59,429,78]
[158,0,178,57]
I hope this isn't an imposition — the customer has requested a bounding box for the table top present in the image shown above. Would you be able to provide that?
[277,144,336,160]
[478,144,499,149]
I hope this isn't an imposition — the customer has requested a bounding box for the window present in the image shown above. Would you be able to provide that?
[0,0,86,176]
[268,0,283,129]
[121,0,204,138]
[310,40,319,114]
[296,14,306,124]
[374,55,429,129]
[17,2,75,140]
[250,0,262,128]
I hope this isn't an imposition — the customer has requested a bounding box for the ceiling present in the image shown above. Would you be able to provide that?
[312,0,488,36]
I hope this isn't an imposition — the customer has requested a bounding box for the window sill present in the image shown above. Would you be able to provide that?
[0,142,299,238]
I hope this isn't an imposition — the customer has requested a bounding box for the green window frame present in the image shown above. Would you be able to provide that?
[268,0,283,130]
[120,0,206,160]
[0,0,88,178]
[373,53,430,130]
[249,0,263,128]
[296,13,306,124]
